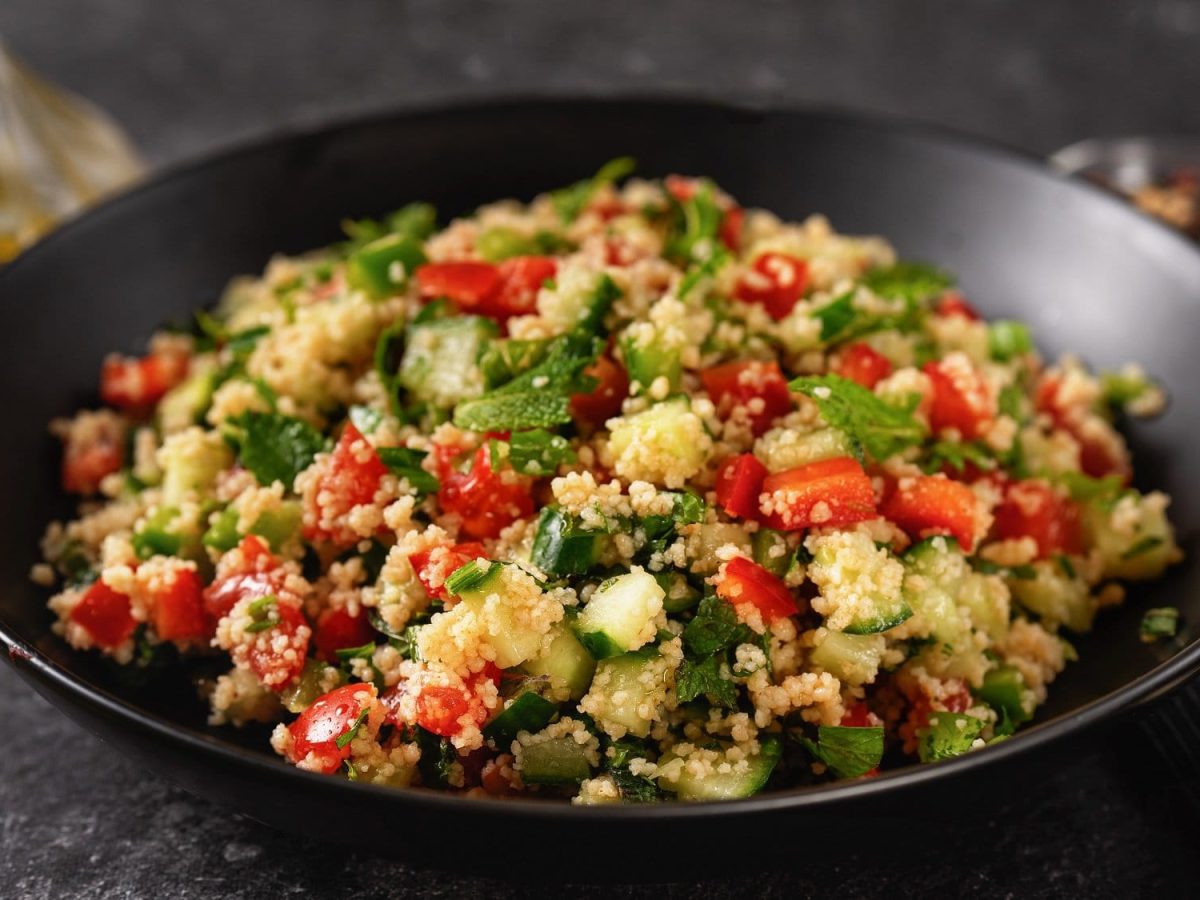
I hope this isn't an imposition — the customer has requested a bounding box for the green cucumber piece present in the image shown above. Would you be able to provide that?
[520,736,593,785]
[621,333,682,393]
[484,691,558,746]
[347,233,426,299]
[398,315,497,409]
[974,665,1032,725]
[752,529,791,578]
[587,650,664,738]
[653,570,702,614]
[660,736,782,801]
[521,620,596,701]
[531,507,604,576]
[574,568,665,659]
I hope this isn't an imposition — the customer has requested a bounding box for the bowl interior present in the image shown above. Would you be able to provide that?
[2,100,1199,774]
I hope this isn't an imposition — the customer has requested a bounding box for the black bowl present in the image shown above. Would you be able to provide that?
[3,98,1199,874]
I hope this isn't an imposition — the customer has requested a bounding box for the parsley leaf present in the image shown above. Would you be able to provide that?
[683,594,754,658]
[812,292,857,343]
[917,712,985,763]
[414,725,457,787]
[861,261,954,302]
[675,653,739,708]
[223,411,328,488]
[665,181,722,264]
[790,373,926,462]
[376,446,439,496]
[921,440,996,475]
[374,320,406,417]
[609,766,661,803]
[802,725,884,778]
[678,247,731,298]
[490,430,578,477]
[551,156,637,223]
[335,706,370,750]
[1140,607,1180,642]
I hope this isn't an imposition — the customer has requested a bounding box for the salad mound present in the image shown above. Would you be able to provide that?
[35,160,1180,802]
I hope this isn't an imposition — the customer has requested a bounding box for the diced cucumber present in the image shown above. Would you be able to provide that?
[476,226,569,263]
[586,650,666,738]
[521,619,596,701]
[808,631,886,686]
[654,570,702,613]
[157,358,218,433]
[621,333,682,393]
[132,506,186,559]
[1008,559,1094,632]
[752,528,792,578]
[975,665,1033,725]
[658,736,782,801]
[346,233,426,299]
[1083,492,1178,581]
[901,537,969,643]
[448,562,550,668]
[531,507,606,576]
[160,429,233,506]
[519,736,593,785]
[755,426,858,472]
[686,522,753,575]
[203,501,302,554]
[398,315,497,409]
[484,690,559,746]
[956,570,1010,643]
[809,533,911,635]
[607,398,711,488]
[574,568,665,659]
[280,659,344,714]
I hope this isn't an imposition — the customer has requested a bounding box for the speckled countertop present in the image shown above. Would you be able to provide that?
[2,1,1199,896]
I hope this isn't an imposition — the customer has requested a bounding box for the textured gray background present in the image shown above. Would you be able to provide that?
[3,0,1200,896]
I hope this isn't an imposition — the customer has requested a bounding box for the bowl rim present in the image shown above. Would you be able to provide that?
[4,92,1200,823]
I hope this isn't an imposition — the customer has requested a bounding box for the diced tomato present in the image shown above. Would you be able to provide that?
[416,685,474,737]
[415,261,502,307]
[100,351,188,410]
[906,680,973,735]
[204,536,286,623]
[570,355,629,425]
[715,453,768,520]
[247,601,309,689]
[935,292,981,321]
[302,423,389,545]
[716,557,799,624]
[840,701,877,728]
[831,342,893,390]
[314,606,377,662]
[758,456,876,531]
[881,475,980,552]
[478,256,557,321]
[734,252,810,321]
[701,360,793,436]
[1077,432,1132,481]
[152,567,207,642]
[407,542,490,601]
[70,581,136,649]
[1035,375,1131,481]
[61,422,124,495]
[438,446,534,540]
[990,479,1083,559]
[287,683,377,774]
[923,357,995,440]
[719,205,745,251]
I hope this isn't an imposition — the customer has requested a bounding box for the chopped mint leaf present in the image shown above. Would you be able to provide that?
[917,711,985,763]
[790,373,926,462]
[802,725,884,778]
[376,446,440,497]
[675,653,739,708]
[223,411,328,488]
[683,594,754,658]
[609,766,661,803]
[491,430,578,477]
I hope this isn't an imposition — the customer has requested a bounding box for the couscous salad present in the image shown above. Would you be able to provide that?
[34,161,1181,803]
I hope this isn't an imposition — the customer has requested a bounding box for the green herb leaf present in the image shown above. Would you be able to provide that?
[244,594,280,632]
[491,430,578,477]
[665,181,722,264]
[223,411,328,488]
[678,247,731,298]
[1122,535,1165,560]
[921,440,996,476]
[335,707,370,750]
[551,156,637,223]
[988,320,1033,361]
[917,711,985,763]
[414,725,458,787]
[675,653,739,708]
[683,594,754,658]
[1140,607,1180,642]
[802,725,884,778]
[444,559,501,595]
[861,262,954,302]
[376,446,440,496]
[609,766,661,803]
[1059,471,1125,506]
[334,642,377,663]
[812,292,857,343]
[789,373,926,462]
[374,320,407,417]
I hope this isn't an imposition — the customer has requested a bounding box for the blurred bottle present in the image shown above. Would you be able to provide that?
[0,42,143,262]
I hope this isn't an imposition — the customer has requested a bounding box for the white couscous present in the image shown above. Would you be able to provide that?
[34,160,1182,802]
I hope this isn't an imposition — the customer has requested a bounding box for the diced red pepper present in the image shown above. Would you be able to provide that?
[438,446,534,540]
[61,423,124,495]
[923,357,995,440]
[314,606,377,662]
[758,456,876,531]
[990,479,1083,558]
[701,360,793,436]
[408,542,490,601]
[935,292,981,321]
[734,252,810,321]
[302,423,389,545]
[415,261,502,307]
[715,453,768,520]
[719,205,745,252]
[716,557,799,624]
[287,683,377,774]
[1035,375,1131,481]
[100,351,188,410]
[247,601,310,689]
[416,685,475,737]
[831,342,893,390]
[70,581,136,649]
[152,567,207,642]
[478,256,557,321]
[881,475,980,552]
[840,701,877,728]
[570,355,629,425]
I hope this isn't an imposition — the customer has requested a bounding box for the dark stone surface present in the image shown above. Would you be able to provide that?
[2,1,1200,895]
